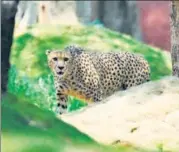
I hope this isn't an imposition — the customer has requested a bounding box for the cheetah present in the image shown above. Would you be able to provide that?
[46,45,150,114]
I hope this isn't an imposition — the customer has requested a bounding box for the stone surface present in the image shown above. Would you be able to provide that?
[60,76,179,151]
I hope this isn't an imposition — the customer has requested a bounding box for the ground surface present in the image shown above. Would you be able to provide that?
[61,77,179,152]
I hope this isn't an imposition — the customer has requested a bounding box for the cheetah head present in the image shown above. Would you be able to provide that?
[46,49,72,77]
[46,45,84,77]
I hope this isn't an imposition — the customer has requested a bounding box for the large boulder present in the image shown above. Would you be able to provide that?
[61,76,179,152]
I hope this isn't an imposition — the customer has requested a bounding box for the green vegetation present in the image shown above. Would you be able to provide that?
[2,93,147,152]
[2,25,172,152]
[2,94,96,152]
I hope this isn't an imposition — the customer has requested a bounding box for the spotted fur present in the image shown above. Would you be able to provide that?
[46,45,150,114]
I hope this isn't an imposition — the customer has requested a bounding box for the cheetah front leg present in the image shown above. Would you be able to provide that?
[55,82,69,115]
[55,92,68,114]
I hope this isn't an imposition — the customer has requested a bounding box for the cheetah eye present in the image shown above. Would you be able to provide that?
[53,57,58,61]
[64,57,69,62]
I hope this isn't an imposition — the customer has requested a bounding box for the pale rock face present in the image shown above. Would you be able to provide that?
[60,76,179,152]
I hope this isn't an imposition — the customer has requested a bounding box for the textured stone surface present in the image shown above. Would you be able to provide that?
[60,76,179,151]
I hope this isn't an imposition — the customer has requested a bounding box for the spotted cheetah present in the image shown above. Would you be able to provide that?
[46,45,150,114]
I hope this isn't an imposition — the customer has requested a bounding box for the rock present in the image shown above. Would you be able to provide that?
[60,76,179,152]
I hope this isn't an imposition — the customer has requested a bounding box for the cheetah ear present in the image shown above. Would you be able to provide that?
[46,50,51,55]
[65,45,83,56]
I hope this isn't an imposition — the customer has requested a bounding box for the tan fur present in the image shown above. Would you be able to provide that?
[46,45,150,114]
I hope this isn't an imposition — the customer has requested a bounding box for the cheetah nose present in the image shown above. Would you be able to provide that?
[58,66,64,70]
